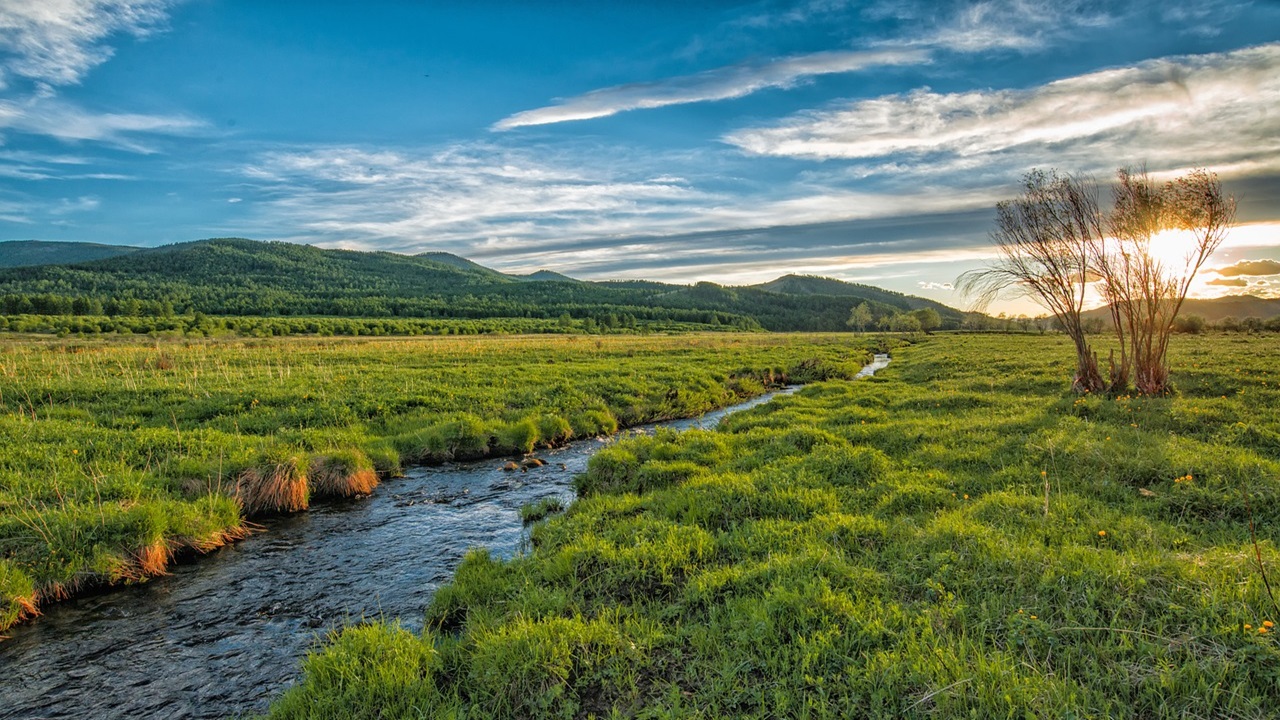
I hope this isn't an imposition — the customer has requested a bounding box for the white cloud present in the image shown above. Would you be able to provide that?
[49,194,100,214]
[492,49,928,130]
[894,0,1118,53]
[0,1,198,151]
[0,93,204,150]
[236,141,1008,282]
[489,0,1240,132]
[242,145,718,252]
[0,0,172,86]
[724,43,1280,179]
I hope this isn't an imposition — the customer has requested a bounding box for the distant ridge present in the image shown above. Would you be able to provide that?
[416,253,577,282]
[1082,295,1280,323]
[415,251,508,279]
[0,237,971,331]
[0,240,140,268]
[754,274,962,318]
[1174,295,1280,321]
[516,269,580,283]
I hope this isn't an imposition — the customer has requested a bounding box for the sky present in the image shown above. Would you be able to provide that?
[1,0,1279,314]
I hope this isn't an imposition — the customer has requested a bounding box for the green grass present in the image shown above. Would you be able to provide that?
[266,333,1280,719]
[0,332,874,631]
[521,497,567,525]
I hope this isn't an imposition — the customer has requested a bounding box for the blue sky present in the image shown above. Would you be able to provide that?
[2,0,1279,312]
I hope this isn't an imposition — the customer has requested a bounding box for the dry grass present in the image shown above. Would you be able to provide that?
[135,540,171,577]
[237,457,309,515]
[309,451,379,499]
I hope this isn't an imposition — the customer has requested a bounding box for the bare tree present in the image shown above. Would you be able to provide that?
[960,169,1106,393]
[1093,167,1235,395]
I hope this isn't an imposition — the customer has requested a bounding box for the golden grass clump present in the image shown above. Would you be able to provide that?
[237,455,309,515]
[135,540,172,577]
[181,524,255,554]
[309,450,379,499]
[8,592,39,628]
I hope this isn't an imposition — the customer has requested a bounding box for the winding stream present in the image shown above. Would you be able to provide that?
[0,354,889,720]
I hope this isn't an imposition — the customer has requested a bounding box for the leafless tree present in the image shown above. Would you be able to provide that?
[960,169,1106,393]
[1093,167,1235,395]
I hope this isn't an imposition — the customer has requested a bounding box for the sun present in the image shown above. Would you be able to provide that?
[1146,228,1206,270]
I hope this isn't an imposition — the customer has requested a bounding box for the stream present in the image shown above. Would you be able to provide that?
[0,354,889,719]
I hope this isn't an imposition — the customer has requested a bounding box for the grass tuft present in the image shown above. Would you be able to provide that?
[520,497,566,525]
[309,450,379,499]
[237,454,309,515]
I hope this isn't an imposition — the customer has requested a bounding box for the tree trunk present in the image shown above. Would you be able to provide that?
[1072,342,1104,394]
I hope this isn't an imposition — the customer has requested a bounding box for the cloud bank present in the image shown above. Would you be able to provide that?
[234,139,1008,286]
[724,43,1280,178]
[1214,259,1280,277]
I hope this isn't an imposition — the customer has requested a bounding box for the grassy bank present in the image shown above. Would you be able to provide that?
[268,333,1280,718]
[0,332,875,632]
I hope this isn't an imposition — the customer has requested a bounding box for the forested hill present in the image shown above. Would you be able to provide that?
[0,237,968,331]
[0,240,140,268]
[754,274,958,317]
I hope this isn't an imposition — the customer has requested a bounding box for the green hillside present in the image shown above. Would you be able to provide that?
[516,269,580,282]
[415,251,509,279]
[0,240,140,268]
[755,274,965,321]
[0,237,968,332]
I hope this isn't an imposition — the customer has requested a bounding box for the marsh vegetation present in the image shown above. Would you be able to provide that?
[266,333,1280,718]
[0,332,872,631]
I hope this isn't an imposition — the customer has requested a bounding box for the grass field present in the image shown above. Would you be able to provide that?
[0,332,876,631]
[265,332,1280,719]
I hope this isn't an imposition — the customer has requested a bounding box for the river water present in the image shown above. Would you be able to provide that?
[0,355,889,719]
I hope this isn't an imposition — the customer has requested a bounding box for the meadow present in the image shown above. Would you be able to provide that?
[265,332,1280,719]
[0,332,875,631]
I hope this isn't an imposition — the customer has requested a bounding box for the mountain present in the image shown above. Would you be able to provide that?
[0,240,140,268]
[516,270,580,282]
[755,274,967,322]
[0,237,969,331]
[1175,295,1280,322]
[415,251,508,279]
[1082,295,1280,323]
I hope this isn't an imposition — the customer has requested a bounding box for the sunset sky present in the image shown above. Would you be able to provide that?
[1,0,1278,313]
